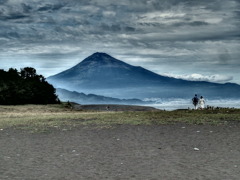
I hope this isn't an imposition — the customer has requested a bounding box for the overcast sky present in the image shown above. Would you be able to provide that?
[0,0,240,84]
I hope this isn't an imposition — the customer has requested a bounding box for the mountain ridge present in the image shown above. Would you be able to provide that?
[56,88,148,105]
[48,52,183,88]
[47,52,240,99]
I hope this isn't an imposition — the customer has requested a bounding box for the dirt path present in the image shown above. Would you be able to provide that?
[0,124,240,180]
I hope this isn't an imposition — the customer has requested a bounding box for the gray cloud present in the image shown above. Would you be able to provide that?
[37,3,65,12]
[0,0,8,4]
[0,0,240,84]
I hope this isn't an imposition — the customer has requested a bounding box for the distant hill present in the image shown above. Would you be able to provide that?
[56,88,147,105]
[48,52,240,99]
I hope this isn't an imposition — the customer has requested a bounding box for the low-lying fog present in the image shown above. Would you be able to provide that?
[143,98,240,110]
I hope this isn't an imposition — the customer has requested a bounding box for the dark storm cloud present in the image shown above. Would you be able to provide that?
[21,3,32,13]
[0,13,28,20]
[173,21,209,27]
[100,23,121,32]
[32,51,81,60]
[0,0,8,4]
[37,3,67,12]
[124,27,136,32]
[0,3,29,21]
[0,0,240,83]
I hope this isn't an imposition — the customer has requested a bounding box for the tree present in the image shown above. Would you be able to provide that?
[20,67,37,79]
[0,67,60,105]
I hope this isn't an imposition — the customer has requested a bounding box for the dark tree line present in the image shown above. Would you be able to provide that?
[0,67,60,105]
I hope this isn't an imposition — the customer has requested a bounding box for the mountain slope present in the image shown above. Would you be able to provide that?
[56,88,147,105]
[47,52,240,99]
[48,52,175,88]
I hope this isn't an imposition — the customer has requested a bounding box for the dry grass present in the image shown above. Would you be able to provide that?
[0,104,240,132]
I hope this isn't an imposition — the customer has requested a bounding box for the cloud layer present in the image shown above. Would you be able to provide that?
[0,0,239,84]
[163,73,233,83]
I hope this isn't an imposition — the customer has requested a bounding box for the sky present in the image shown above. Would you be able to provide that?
[0,0,240,84]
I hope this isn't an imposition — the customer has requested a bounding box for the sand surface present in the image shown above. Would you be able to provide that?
[0,124,240,180]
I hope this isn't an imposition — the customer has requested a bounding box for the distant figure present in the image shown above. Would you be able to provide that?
[199,96,205,109]
[106,106,110,111]
[192,94,199,110]
[66,101,73,110]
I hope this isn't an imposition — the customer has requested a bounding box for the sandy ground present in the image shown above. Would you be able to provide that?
[0,124,240,180]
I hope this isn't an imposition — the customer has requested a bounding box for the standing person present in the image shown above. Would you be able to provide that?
[192,94,199,110]
[199,96,205,109]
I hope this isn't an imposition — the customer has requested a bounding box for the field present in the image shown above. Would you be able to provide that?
[0,104,240,179]
[0,104,240,132]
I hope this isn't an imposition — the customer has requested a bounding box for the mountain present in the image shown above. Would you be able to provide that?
[56,88,147,105]
[48,52,240,99]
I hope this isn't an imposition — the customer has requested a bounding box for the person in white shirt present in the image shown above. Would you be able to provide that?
[199,96,205,109]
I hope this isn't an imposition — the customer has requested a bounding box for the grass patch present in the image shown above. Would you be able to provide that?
[0,104,240,132]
